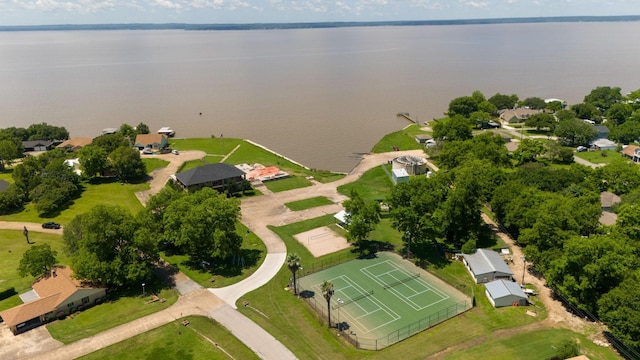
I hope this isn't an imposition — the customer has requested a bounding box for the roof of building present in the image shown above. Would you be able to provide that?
[134,134,167,146]
[600,191,621,208]
[463,249,513,277]
[174,163,245,187]
[334,210,349,224]
[21,140,54,148]
[593,125,610,133]
[0,266,103,327]
[415,134,432,140]
[621,144,640,158]
[57,137,93,150]
[599,211,618,226]
[499,108,540,121]
[392,168,409,177]
[591,138,617,148]
[485,279,527,299]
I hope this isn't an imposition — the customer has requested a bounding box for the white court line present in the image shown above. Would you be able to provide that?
[341,275,401,334]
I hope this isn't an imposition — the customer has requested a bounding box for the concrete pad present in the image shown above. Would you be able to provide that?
[293,226,350,257]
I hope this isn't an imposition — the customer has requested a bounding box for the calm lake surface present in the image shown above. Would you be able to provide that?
[1,22,639,172]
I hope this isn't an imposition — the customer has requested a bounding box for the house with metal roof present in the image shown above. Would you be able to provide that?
[462,248,513,284]
[0,266,106,335]
[172,163,246,192]
[484,279,528,308]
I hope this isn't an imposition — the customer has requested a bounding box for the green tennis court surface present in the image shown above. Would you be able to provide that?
[298,252,472,350]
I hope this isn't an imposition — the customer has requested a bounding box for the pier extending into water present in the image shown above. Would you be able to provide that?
[397,112,417,124]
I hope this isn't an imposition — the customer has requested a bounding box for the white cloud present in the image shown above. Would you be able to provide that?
[462,1,489,8]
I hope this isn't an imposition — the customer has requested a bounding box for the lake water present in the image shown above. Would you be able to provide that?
[0,22,638,172]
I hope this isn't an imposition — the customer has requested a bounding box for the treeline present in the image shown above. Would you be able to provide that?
[387,87,640,350]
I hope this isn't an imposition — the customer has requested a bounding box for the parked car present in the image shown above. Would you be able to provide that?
[576,146,587,152]
[172,149,179,155]
[42,222,61,229]
[142,147,153,154]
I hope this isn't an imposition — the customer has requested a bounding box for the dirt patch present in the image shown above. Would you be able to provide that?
[293,226,350,257]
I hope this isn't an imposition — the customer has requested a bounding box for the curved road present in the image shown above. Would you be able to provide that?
[1,148,430,360]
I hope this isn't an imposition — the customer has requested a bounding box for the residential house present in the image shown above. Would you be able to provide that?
[593,125,610,140]
[462,248,513,284]
[134,134,168,152]
[498,108,540,124]
[590,138,617,151]
[621,144,640,163]
[599,191,621,226]
[21,140,54,152]
[172,163,246,192]
[0,266,106,335]
[484,279,528,308]
[57,137,93,152]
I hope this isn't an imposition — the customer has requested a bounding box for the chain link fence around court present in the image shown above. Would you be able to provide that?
[299,285,472,351]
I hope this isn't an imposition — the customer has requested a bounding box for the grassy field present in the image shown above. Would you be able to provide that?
[285,196,334,211]
[47,286,179,344]
[161,223,267,288]
[575,149,626,165]
[263,176,313,193]
[370,125,426,154]
[142,158,170,173]
[0,230,71,311]
[337,165,394,202]
[79,316,260,360]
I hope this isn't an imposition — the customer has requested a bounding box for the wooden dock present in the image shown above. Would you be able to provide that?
[397,112,416,124]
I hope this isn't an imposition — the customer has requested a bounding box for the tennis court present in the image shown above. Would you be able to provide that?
[298,252,472,350]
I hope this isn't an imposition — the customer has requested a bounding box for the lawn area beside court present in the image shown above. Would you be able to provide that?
[79,316,260,360]
[285,196,334,211]
[161,223,267,288]
[263,176,313,192]
[337,165,394,202]
[0,230,71,311]
[47,286,178,344]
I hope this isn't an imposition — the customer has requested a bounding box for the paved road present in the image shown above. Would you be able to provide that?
[0,148,430,360]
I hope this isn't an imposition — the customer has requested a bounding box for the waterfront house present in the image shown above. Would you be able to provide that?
[134,134,168,151]
[172,163,246,192]
[21,140,53,152]
[0,266,106,335]
[621,144,640,163]
[57,138,93,152]
[498,108,540,124]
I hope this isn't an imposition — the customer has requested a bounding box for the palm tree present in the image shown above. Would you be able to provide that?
[321,280,334,327]
[287,253,301,296]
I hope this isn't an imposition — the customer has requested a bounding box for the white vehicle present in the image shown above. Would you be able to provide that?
[172,149,179,155]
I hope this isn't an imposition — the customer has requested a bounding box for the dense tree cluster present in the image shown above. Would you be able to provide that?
[342,190,381,254]
[408,87,640,350]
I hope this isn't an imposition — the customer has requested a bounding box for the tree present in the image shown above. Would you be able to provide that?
[162,188,242,262]
[432,115,473,142]
[521,97,546,110]
[109,146,147,182]
[78,145,109,180]
[321,280,334,327]
[118,124,137,144]
[26,122,69,141]
[512,138,545,165]
[0,138,23,171]
[447,96,478,118]
[524,113,555,131]
[477,100,497,115]
[554,118,598,146]
[18,243,58,278]
[598,270,640,349]
[30,178,78,215]
[545,100,564,112]
[343,190,381,252]
[584,86,623,112]
[64,205,159,286]
[609,120,640,144]
[606,103,633,125]
[469,110,492,129]
[0,184,24,215]
[571,102,601,121]
[12,155,43,197]
[136,122,150,134]
[488,93,518,110]
[287,253,301,296]
[92,133,129,154]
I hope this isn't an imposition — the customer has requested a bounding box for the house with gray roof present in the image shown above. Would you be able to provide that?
[172,163,245,192]
[484,279,528,308]
[462,248,513,284]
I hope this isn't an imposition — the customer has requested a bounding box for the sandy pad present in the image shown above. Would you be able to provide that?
[294,226,350,257]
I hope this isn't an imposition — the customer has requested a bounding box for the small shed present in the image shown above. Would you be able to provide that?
[485,279,528,308]
[392,168,409,184]
[334,210,350,228]
[462,248,513,284]
[415,134,432,144]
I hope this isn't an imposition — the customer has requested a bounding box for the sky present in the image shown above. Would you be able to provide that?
[0,0,637,26]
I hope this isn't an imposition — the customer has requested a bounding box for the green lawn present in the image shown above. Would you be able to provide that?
[161,223,266,288]
[142,158,170,173]
[263,176,313,193]
[79,316,260,360]
[0,230,71,311]
[575,149,626,165]
[285,196,334,211]
[371,125,427,153]
[47,286,179,344]
[170,138,243,155]
[337,164,394,202]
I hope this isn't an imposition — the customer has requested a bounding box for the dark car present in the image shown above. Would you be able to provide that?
[42,222,61,229]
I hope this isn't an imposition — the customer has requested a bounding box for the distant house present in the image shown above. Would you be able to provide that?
[391,168,409,184]
[0,266,106,335]
[172,163,246,192]
[484,279,528,308]
[590,138,617,151]
[499,108,540,124]
[21,140,53,152]
[462,248,513,284]
[134,134,168,151]
[593,125,610,140]
[621,144,640,163]
[57,137,93,152]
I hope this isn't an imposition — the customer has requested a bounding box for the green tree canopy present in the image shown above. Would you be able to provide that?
[571,103,601,121]
[521,97,546,110]
[25,122,69,141]
[18,243,58,278]
[607,103,633,125]
[488,93,518,110]
[598,270,640,349]
[525,113,556,131]
[109,146,147,182]
[343,190,381,252]
[78,145,109,180]
[92,133,129,154]
[554,118,598,146]
[432,115,473,142]
[512,138,545,165]
[447,96,478,118]
[0,138,23,171]
[584,86,623,112]
[136,122,150,134]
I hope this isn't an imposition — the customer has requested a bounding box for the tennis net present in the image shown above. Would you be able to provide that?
[383,273,420,289]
